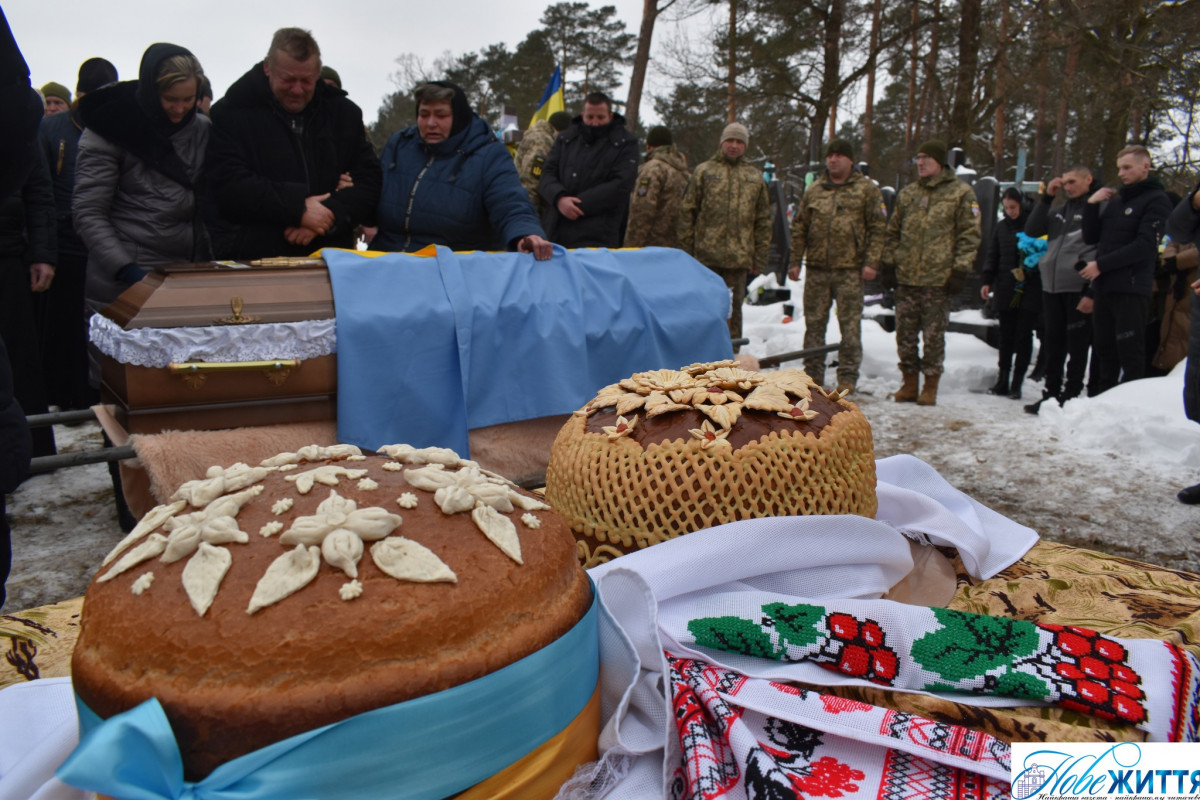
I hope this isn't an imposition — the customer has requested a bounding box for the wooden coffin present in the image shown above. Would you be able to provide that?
[97,260,339,434]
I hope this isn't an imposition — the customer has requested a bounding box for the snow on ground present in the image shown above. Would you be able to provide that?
[4,275,1200,614]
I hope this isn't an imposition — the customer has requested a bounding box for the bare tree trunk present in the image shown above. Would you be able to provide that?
[904,0,919,155]
[949,0,981,147]
[992,0,1009,178]
[915,0,940,144]
[625,0,665,133]
[728,0,738,123]
[1052,36,1080,177]
[809,0,846,162]
[863,0,882,163]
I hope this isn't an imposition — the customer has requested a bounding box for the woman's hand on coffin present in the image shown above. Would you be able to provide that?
[517,234,554,261]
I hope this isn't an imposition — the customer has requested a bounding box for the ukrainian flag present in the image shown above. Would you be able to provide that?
[528,65,564,128]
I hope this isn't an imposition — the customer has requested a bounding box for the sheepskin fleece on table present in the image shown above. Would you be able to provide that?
[125,415,568,511]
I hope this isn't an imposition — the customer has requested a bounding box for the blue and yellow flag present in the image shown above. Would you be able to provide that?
[528,65,564,128]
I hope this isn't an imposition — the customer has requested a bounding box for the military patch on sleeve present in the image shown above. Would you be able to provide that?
[879,201,888,217]
[636,176,651,196]
[531,155,544,178]
[971,201,980,216]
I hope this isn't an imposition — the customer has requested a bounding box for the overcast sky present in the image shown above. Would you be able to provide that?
[6,0,697,126]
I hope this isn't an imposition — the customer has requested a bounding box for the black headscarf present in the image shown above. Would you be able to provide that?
[136,42,199,135]
[420,80,472,139]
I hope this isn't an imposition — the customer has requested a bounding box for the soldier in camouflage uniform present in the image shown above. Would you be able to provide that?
[788,139,886,393]
[881,139,982,405]
[677,122,772,344]
[625,125,689,248]
[513,111,570,215]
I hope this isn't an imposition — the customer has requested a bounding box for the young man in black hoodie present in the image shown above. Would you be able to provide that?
[1080,145,1172,393]
[537,91,639,248]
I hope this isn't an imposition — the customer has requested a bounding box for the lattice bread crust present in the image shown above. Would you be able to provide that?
[546,404,877,568]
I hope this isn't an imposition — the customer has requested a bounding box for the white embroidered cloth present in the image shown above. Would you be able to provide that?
[561,454,1043,800]
[89,314,337,368]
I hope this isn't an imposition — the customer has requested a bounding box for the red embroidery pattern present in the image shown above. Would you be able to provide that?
[1037,623,1146,725]
[880,711,1010,769]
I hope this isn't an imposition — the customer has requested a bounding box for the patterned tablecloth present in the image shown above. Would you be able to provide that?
[2,537,1200,753]
[4,540,1199,744]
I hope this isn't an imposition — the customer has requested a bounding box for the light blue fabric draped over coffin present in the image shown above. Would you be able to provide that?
[324,246,735,456]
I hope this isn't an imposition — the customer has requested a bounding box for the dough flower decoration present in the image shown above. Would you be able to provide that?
[778,397,819,422]
[577,362,830,435]
[689,419,731,449]
[602,414,638,441]
[404,462,543,563]
[172,463,276,507]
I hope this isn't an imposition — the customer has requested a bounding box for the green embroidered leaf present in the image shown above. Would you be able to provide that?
[911,608,1040,683]
[994,669,1050,700]
[688,616,781,660]
[762,602,825,649]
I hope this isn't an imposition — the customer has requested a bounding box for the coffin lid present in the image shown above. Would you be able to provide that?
[102,261,335,330]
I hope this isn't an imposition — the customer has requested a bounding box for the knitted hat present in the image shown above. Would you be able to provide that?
[76,57,118,95]
[917,139,948,167]
[646,125,672,147]
[40,81,71,104]
[825,138,854,160]
[320,65,341,89]
[549,110,572,131]
[721,122,749,145]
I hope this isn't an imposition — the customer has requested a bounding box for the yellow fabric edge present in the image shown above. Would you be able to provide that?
[454,683,601,800]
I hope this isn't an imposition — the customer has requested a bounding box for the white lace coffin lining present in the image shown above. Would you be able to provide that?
[90,314,337,368]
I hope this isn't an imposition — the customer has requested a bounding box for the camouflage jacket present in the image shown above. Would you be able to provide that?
[882,167,981,286]
[677,151,772,271]
[789,169,886,271]
[513,120,557,213]
[625,145,689,248]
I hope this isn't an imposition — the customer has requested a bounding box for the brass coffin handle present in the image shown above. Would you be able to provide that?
[168,360,301,389]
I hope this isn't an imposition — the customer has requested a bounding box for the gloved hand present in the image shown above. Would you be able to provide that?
[944,271,966,295]
[879,263,897,290]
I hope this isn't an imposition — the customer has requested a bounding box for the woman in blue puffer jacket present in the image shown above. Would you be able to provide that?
[374,81,551,259]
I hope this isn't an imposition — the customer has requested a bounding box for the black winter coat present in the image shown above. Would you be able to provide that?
[982,203,1039,312]
[0,336,30,496]
[0,144,55,264]
[1081,177,1171,296]
[205,63,382,259]
[0,9,43,200]
[538,113,638,248]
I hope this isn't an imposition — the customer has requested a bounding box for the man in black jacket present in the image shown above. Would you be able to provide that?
[1022,165,1097,413]
[205,28,381,259]
[538,92,638,248]
[1080,145,1172,393]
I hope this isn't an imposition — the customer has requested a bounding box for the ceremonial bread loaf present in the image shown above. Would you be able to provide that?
[71,444,592,781]
[545,362,877,566]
